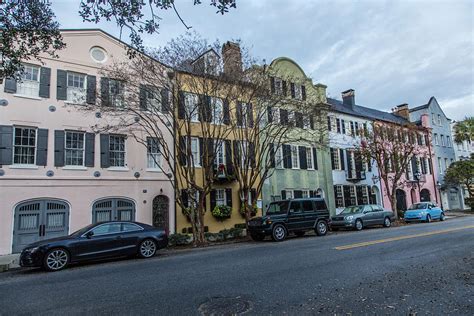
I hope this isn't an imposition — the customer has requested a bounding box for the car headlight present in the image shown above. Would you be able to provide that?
[345,215,354,221]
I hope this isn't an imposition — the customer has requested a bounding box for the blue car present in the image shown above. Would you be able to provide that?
[404,202,445,223]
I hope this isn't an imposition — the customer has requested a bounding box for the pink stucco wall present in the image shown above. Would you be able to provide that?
[0,30,174,254]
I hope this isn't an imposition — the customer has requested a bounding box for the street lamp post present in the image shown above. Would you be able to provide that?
[414,171,421,201]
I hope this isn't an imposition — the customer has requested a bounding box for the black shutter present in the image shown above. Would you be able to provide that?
[85,132,95,167]
[251,188,257,204]
[100,78,110,107]
[428,158,433,174]
[39,67,51,98]
[294,190,303,198]
[341,119,346,134]
[281,190,286,200]
[350,121,355,135]
[330,148,336,170]
[336,118,341,133]
[282,80,287,96]
[56,69,67,100]
[236,102,243,127]
[280,109,288,125]
[139,84,147,110]
[36,128,48,166]
[4,78,17,93]
[309,190,315,198]
[411,156,417,174]
[367,157,372,172]
[295,112,303,128]
[223,99,230,125]
[249,142,256,168]
[312,148,318,170]
[181,189,189,208]
[270,77,275,94]
[310,116,314,130]
[290,82,296,98]
[301,85,306,100]
[0,125,13,165]
[226,188,232,208]
[233,140,241,167]
[267,106,273,123]
[178,136,186,166]
[199,138,204,167]
[86,75,96,104]
[202,95,212,122]
[340,149,346,170]
[225,140,233,175]
[327,116,332,131]
[247,103,254,128]
[210,190,216,211]
[178,91,186,119]
[100,134,110,168]
[207,138,214,169]
[299,146,307,169]
[283,144,292,169]
[161,88,170,113]
[269,143,275,168]
[54,130,65,167]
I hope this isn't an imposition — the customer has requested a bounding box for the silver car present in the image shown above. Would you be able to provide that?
[331,205,395,231]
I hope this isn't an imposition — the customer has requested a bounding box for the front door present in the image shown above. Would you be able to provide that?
[12,200,69,253]
[152,195,169,232]
[396,189,407,212]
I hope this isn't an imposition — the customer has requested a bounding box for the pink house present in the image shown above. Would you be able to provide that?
[378,105,438,212]
[0,29,174,254]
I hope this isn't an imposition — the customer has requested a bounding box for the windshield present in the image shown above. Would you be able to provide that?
[69,224,96,237]
[341,206,364,214]
[266,201,289,215]
[408,203,428,210]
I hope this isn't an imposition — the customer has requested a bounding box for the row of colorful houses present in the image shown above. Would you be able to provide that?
[0,29,469,254]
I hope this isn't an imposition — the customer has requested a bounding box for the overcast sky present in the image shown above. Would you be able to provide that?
[53,0,473,121]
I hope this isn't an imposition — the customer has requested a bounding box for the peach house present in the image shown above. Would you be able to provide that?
[0,29,174,254]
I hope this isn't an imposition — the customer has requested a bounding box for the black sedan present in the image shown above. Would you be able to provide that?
[20,221,168,271]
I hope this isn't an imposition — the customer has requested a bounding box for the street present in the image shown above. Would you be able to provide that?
[0,216,473,315]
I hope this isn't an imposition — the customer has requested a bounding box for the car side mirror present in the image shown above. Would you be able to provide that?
[428,206,432,209]
[85,231,94,239]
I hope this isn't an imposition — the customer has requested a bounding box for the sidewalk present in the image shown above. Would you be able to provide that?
[0,253,20,272]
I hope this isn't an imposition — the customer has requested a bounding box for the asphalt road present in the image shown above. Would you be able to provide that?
[0,216,473,315]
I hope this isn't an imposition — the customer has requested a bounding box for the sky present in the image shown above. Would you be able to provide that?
[52,0,473,121]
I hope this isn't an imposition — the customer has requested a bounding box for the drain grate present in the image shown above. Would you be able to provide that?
[198,296,253,316]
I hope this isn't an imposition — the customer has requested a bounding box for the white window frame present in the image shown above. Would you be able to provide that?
[275,145,284,169]
[215,189,226,206]
[190,137,201,167]
[65,131,85,167]
[272,107,280,124]
[211,97,223,125]
[214,141,225,167]
[144,85,162,112]
[301,190,310,198]
[184,92,199,122]
[446,136,451,147]
[17,64,40,97]
[147,137,162,170]
[109,79,124,108]
[294,84,302,100]
[441,135,445,147]
[306,147,314,170]
[431,113,436,124]
[239,140,249,168]
[238,102,249,128]
[438,157,443,173]
[303,116,310,129]
[109,135,126,167]
[335,185,344,208]
[434,133,439,145]
[274,78,283,95]
[13,126,37,166]
[333,149,341,170]
[66,72,87,104]
[285,190,294,199]
[437,114,442,125]
[291,145,300,169]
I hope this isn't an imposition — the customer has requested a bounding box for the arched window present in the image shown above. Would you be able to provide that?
[92,198,135,223]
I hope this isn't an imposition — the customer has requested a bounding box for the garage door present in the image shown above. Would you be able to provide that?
[12,200,69,253]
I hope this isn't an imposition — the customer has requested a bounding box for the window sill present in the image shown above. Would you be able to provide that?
[13,94,41,100]
[62,166,87,171]
[146,168,163,172]
[9,165,39,169]
[107,167,129,172]
[64,100,87,106]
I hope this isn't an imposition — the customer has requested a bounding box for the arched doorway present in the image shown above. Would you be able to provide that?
[410,188,417,204]
[396,189,407,212]
[12,199,70,253]
[152,195,169,231]
[420,189,431,202]
[92,198,136,223]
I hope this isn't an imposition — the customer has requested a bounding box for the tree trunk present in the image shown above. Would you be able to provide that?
[390,195,399,220]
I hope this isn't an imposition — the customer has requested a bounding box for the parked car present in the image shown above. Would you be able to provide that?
[331,205,395,231]
[247,198,331,242]
[19,221,168,271]
[404,202,445,223]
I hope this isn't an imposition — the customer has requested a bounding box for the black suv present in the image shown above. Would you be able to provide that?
[247,198,331,241]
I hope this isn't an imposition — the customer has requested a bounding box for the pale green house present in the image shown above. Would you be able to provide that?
[261,57,335,214]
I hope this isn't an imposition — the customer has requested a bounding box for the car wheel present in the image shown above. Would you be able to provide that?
[43,248,69,272]
[426,214,432,223]
[440,212,445,221]
[139,239,157,258]
[315,221,328,236]
[272,224,287,242]
[294,231,305,237]
[250,233,265,241]
[383,217,391,228]
[355,219,363,231]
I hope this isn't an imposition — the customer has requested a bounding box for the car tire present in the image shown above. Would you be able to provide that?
[43,248,70,272]
[138,239,157,258]
[315,220,328,236]
[355,219,363,231]
[294,231,305,237]
[250,233,265,241]
[383,217,391,228]
[440,212,445,221]
[271,224,287,242]
[426,214,432,223]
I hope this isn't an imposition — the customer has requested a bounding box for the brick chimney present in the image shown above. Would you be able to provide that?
[222,41,242,76]
[341,89,355,109]
[392,103,410,120]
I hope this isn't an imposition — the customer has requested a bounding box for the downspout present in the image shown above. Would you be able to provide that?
[427,131,439,204]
